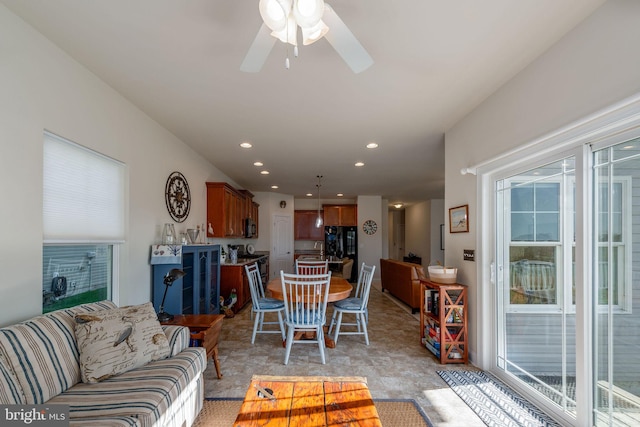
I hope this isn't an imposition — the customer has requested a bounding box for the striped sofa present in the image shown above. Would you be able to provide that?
[0,301,207,427]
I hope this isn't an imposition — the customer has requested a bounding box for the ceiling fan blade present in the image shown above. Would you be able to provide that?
[240,23,277,73]
[323,4,373,73]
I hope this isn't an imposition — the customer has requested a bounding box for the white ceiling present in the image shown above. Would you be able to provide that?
[2,0,605,207]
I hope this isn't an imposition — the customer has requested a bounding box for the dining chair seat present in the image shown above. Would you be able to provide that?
[256,297,285,310]
[245,263,286,344]
[329,263,375,345]
[333,297,362,310]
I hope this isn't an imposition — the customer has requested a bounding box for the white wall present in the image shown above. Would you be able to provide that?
[357,196,383,278]
[405,201,430,267]
[0,5,237,325]
[430,199,444,266]
[444,0,640,363]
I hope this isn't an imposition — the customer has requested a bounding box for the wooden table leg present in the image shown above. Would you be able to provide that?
[212,346,223,379]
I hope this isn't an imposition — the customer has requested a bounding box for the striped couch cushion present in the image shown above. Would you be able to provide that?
[48,347,206,427]
[0,353,25,404]
[69,416,141,426]
[162,325,190,357]
[0,300,117,404]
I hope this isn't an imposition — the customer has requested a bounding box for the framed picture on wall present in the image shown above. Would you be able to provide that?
[449,205,469,233]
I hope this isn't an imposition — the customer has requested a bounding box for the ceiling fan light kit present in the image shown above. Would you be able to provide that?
[242,0,372,73]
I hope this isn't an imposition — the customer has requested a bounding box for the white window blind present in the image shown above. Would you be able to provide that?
[43,132,126,243]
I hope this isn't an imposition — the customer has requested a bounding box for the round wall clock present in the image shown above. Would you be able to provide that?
[165,171,191,223]
[363,219,378,235]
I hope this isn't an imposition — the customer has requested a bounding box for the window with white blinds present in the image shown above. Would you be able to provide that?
[43,132,126,243]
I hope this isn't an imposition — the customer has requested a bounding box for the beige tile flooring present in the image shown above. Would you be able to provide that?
[204,281,485,426]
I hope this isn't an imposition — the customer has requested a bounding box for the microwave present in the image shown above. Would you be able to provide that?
[245,218,257,238]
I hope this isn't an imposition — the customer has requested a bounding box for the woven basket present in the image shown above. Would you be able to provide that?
[428,266,457,284]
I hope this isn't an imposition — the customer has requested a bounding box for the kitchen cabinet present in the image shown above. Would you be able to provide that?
[207,182,259,238]
[420,279,468,364]
[220,255,268,314]
[240,190,259,238]
[152,245,221,316]
[294,210,324,240]
[323,204,357,226]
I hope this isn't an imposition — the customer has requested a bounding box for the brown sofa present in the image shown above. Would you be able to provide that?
[379,258,426,313]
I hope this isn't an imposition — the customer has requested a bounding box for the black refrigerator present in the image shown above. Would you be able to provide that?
[324,226,358,282]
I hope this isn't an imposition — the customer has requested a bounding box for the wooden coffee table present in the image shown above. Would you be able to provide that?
[161,314,224,379]
[233,375,381,426]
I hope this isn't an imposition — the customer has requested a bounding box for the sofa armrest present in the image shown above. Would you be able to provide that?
[162,325,190,357]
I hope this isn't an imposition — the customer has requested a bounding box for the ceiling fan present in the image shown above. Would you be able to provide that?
[241,0,373,73]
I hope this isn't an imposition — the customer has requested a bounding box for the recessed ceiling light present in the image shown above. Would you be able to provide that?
[271,185,279,189]
[355,162,365,167]
[306,193,313,197]
[254,161,264,167]
[366,142,378,149]
[394,203,403,209]
[260,170,269,175]
[337,193,344,197]
[240,142,252,148]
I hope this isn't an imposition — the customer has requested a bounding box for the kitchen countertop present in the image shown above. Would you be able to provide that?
[221,254,268,267]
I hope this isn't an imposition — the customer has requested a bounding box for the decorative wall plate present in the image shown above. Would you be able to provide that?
[363,219,378,235]
[165,171,191,222]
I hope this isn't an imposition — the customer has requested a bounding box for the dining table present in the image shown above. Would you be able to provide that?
[266,275,353,348]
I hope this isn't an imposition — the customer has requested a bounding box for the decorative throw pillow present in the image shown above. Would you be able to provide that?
[74,302,170,383]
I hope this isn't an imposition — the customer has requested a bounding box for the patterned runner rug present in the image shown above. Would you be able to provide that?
[437,370,561,427]
[194,397,433,426]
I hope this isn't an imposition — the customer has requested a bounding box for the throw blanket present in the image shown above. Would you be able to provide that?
[150,245,182,264]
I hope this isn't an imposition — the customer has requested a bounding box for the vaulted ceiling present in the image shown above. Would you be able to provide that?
[1,0,605,206]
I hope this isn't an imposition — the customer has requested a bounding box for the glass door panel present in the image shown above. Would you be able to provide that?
[593,140,640,426]
[496,157,577,416]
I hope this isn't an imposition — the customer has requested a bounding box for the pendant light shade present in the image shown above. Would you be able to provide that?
[271,15,298,46]
[301,19,329,45]
[259,0,291,32]
[293,0,325,28]
[259,0,327,48]
[315,175,323,228]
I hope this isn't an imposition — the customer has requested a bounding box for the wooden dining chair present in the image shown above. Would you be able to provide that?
[280,271,332,364]
[245,263,286,344]
[295,259,329,275]
[328,263,375,345]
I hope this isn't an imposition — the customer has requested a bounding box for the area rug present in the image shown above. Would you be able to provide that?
[437,370,561,427]
[193,397,433,426]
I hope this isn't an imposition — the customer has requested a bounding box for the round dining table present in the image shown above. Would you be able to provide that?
[265,275,353,348]
[266,276,353,302]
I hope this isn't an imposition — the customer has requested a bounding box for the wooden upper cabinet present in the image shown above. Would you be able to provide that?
[294,210,324,240]
[207,183,259,238]
[323,204,357,226]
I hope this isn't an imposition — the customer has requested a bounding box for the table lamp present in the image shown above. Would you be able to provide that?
[157,268,186,322]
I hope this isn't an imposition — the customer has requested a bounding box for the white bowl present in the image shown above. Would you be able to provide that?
[428,266,458,284]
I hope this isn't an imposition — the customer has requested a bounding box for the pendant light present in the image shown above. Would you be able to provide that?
[315,175,323,228]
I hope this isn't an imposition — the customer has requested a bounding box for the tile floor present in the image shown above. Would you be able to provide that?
[204,280,486,426]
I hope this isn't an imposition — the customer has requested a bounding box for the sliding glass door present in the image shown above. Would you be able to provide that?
[593,140,640,426]
[496,157,577,416]
[493,136,640,425]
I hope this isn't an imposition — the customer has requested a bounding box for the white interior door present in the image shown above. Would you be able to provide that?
[272,214,293,278]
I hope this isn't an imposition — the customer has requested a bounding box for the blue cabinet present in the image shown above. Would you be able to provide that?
[152,245,221,315]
